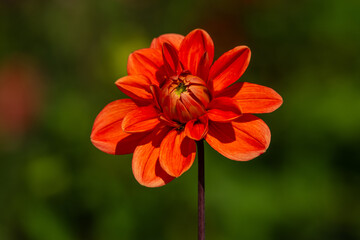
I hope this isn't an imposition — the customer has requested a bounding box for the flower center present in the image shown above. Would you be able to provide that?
[175,82,187,95]
[159,74,210,123]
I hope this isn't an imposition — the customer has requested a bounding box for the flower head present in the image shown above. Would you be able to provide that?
[91,29,283,187]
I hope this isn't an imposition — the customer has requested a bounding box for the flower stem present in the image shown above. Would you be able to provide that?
[197,140,205,240]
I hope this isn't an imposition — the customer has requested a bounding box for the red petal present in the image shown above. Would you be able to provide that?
[184,74,207,86]
[115,75,152,101]
[159,129,196,177]
[150,33,184,51]
[162,92,181,121]
[162,43,181,76]
[207,97,242,122]
[185,115,208,140]
[179,29,214,77]
[159,114,182,129]
[127,48,163,85]
[196,51,211,81]
[175,100,192,123]
[132,126,174,187]
[205,114,271,161]
[209,46,251,96]
[180,92,205,119]
[149,84,161,109]
[122,105,160,133]
[217,82,283,113]
[188,85,210,108]
[90,99,149,155]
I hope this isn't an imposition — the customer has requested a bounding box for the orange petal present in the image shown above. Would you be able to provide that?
[179,29,214,76]
[150,33,184,50]
[207,97,242,122]
[185,115,208,141]
[209,46,251,96]
[159,129,196,177]
[205,114,270,161]
[122,105,160,133]
[216,82,283,113]
[115,75,152,101]
[90,99,150,155]
[132,126,174,187]
[127,48,163,85]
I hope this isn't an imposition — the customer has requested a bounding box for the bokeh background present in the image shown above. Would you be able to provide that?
[1,0,360,239]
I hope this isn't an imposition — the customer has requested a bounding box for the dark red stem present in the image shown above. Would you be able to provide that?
[197,140,205,240]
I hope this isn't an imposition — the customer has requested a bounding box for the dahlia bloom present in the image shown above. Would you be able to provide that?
[91,29,282,187]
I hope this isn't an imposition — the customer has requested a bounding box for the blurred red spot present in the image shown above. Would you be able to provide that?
[0,56,44,138]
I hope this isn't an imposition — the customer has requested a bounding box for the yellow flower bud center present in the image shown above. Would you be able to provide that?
[175,82,187,95]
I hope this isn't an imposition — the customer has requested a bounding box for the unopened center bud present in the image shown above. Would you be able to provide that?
[160,74,210,123]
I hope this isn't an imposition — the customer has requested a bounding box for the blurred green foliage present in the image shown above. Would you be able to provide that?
[1,0,360,239]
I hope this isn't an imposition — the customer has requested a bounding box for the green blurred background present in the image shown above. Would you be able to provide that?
[1,0,359,239]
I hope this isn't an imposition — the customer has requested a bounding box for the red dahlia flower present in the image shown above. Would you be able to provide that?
[91,29,282,187]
